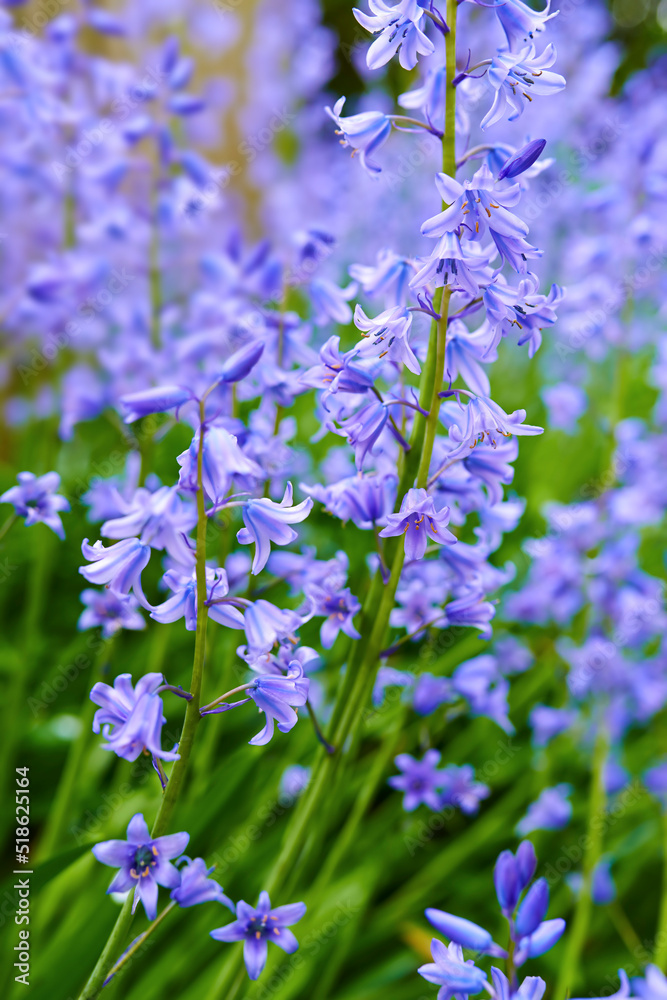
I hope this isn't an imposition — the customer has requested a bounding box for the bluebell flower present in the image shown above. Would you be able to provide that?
[279,764,311,803]
[411,230,491,296]
[170,858,235,910]
[439,764,490,816]
[101,485,197,565]
[389,749,446,811]
[541,382,587,434]
[490,967,547,1000]
[418,939,488,996]
[482,44,565,131]
[515,784,573,835]
[379,488,456,560]
[443,392,543,462]
[498,139,547,180]
[78,588,145,637]
[353,304,420,374]
[529,705,577,747]
[421,167,530,249]
[1,471,70,538]
[178,426,262,505]
[425,909,496,953]
[353,0,435,70]
[325,97,392,175]
[210,891,306,980]
[304,473,396,529]
[492,0,556,52]
[90,672,180,763]
[92,813,189,920]
[494,841,536,915]
[218,340,265,383]
[149,565,245,631]
[399,65,448,129]
[79,537,151,596]
[632,965,667,998]
[348,249,414,307]
[238,484,313,575]
[247,662,310,745]
[240,599,305,657]
[306,583,361,648]
[309,277,357,325]
[341,400,390,470]
[412,673,454,715]
[119,385,194,423]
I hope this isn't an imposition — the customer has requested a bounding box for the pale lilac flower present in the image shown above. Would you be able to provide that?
[238,484,313,575]
[90,672,180,763]
[353,0,435,70]
[1,471,70,538]
[379,487,456,560]
[325,97,392,175]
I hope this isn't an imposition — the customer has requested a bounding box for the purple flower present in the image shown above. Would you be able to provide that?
[411,231,491,296]
[238,483,313,575]
[592,858,616,906]
[529,705,577,747]
[353,0,435,70]
[241,599,305,657]
[516,784,573,836]
[494,841,536,915]
[425,909,494,953]
[119,385,195,423]
[421,167,530,249]
[92,813,189,920]
[482,44,565,131]
[353,305,420,374]
[279,764,311,803]
[492,0,556,52]
[170,858,235,910]
[439,764,490,816]
[379,488,456,560]
[90,672,180,763]
[218,341,265,383]
[498,139,547,180]
[306,583,361,648]
[325,97,392,175]
[412,673,454,715]
[632,966,667,999]
[148,565,245,632]
[389,749,446,811]
[341,400,390,470]
[79,537,151,596]
[247,662,310,745]
[418,939,488,995]
[178,426,262,505]
[1,471,70,538]
[210,891,306,980]
[541,382,587,434]
[78,588,145,637]
[443,392,543,462]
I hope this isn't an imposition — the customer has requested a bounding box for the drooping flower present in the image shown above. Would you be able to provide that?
[1,471,70,538]
[379,487,456,560]
[238,483,313,575]
[148,564,245,631]
[515,784,573,835]
[119,385,195,423]
[442,392,543,462]
[353,0,435,70]
[79,537,151,596]
[352,304,420,374]
[92,813,189,920]
[90,672,180,763]
[305,583,361,648]
[178,425,262,505]
[78,588,145,637]
[325,97,392,175]
[389,749,447,811]
[246,662,310,745]
[482,44,565,131]
[170,858,235,910]
[210,891,306,980]
[418,939,488,996]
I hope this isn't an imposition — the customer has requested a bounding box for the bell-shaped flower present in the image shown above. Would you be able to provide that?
[240,599,306,657]
[178,426,262,505]
[349,249,414,307]
[92,813,189,920]
[119,385,195,423]
[210,891,306,980]
[425,909,494,953]
[306,583,361,648]
[399,65,448,129]
[238,484,313,574]
[353,0,435,70]
[90,672,180,763]
[380,487,456,560]
[309,278,357,326]
[516,784,572,835]
[79,537,151,596]
[102,485,197,564]
[498,138,547,179]
[411,231,491,296]
[353,304,420,374]
[1,471,70,539]
[490,967,547,1000]
[341,400,390,470]
[246,661,310,745]
[171,858,235,911]
[149,565,245,631]
[325,97,392,175]
[444,391,543,462]
[422,167,529,247]
[78,588,145,637]
[482,43,565,131]
[418,939,488,995]
[493,0,556,52]
[389,750,447,812]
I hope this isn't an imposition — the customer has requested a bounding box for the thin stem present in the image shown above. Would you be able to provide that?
[103,901,177,987]
[554,728,609,1000]
[653,809,667,970]
[0,512,16,543]
[200,683,255,714]
[78,401,210,1000]
[306,699,335,754]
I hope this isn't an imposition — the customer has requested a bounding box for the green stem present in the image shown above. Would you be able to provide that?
[0,512,16,544]
[653,809,667,970]
[37,634,116,861]
[78,403,210,1000]
[103,901,177,986]
[554,728,609,1000]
